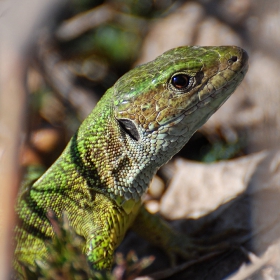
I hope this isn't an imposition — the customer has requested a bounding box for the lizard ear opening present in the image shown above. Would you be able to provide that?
[117,119,140,141]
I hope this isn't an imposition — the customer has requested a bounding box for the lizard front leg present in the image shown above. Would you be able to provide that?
[86,229,116,269]
[84,195,141,270]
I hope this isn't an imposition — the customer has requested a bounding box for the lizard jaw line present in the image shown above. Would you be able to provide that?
[184,68,247,117]
[161,85,228,128]
[156,78,238,131]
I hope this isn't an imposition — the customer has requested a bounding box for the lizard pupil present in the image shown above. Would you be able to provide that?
[171,74,190,89]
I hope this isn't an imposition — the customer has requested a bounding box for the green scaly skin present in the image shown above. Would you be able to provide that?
[14,46,248,278]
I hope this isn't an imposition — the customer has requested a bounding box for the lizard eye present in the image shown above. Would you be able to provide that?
[171,74,190,89]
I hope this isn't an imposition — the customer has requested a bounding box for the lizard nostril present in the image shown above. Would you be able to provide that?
[228,56,238,64]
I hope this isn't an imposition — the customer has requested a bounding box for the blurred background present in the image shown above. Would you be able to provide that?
[1,0,280,279]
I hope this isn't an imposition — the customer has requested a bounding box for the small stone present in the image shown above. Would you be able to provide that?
[148,175,165,199]
[145,200,160,214]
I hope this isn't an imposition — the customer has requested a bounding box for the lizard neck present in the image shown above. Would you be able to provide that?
[33,89,154,211]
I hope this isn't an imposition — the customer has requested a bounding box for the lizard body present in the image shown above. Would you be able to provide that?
[14,46,248,278]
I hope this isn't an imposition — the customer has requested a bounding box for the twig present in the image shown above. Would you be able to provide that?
[0,0,67,278]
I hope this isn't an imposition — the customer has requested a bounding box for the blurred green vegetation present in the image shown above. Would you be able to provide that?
[20,211,153,280]
[28,0,177,139]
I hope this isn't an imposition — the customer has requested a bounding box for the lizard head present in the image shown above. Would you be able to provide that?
[111,46,248,203]
[114,46,248,136]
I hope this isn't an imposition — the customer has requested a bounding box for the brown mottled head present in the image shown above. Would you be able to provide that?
[110,46,248,202]
[114,46,247,138]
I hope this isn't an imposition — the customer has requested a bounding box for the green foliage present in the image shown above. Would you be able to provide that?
[93,26,141,63]
[202,140,244,163]
[20,211,153,280]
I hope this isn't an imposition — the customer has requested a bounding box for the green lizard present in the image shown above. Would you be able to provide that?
[14,46,248,278]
